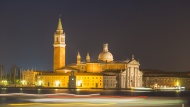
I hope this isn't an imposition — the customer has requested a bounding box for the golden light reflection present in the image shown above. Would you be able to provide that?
[9,102,115,106]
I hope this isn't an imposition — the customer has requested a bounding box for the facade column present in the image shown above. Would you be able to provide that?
[136,67,138,87]
[129,67,131,87]
[134,67,136,87]
[125,70,127,88]
[127,68,129,88]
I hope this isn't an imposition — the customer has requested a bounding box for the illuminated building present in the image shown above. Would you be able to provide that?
[53,18,143,88]
[103,75,117,88]
[36,71,103,88]
[143,70,190,89]
[37,73,70,87]
[22,69,41,86]
[21,17,143,88]
[75,73,103,88]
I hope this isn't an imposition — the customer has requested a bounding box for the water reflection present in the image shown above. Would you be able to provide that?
[1,88,7,94]
[1,88,190,96]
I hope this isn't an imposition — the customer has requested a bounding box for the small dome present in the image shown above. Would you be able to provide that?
[98,52,113,62]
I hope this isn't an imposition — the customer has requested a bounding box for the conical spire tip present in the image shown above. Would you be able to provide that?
[57,15,63,30]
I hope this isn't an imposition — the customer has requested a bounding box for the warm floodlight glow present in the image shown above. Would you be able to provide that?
[55,81,60,87]
[38,80,43,86]
[21,80,26,85]
[77,80,82,86]
[2,80,7,83]
[1,80,7,86]
[154,83,157,88]
[176,81,179,87]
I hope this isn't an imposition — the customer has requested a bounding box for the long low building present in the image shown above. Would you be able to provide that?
[21,68,143,89]
[22,69,190,90]
[143,69,190,89]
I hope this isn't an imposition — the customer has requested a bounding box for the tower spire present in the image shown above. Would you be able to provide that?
[57,16,63,30]
[77,52,81,58]
[77,52,81,64]
[132,54,134,60]
[86,52,90,62]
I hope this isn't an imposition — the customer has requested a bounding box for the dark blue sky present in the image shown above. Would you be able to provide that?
[0,0,190,72]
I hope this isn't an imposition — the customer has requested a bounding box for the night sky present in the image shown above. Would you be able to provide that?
[0,0,190,72]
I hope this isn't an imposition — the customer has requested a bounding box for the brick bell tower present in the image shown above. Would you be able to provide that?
[53,17,66,71]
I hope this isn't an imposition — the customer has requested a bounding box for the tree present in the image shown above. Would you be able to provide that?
[0,65,5,80]
[7,65,20,84]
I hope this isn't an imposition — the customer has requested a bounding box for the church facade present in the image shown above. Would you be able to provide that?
[22,18,143,89]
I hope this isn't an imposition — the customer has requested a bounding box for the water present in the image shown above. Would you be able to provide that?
[0,88,190,107]
[1,88,190,97]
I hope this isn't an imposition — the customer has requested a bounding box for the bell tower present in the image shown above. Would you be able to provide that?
[53,17,66,71]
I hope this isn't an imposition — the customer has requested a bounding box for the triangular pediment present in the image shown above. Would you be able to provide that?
[128,60,139,65]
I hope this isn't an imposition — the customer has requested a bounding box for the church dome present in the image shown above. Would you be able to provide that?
[98,43,113,62]
[98,52,113,62]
